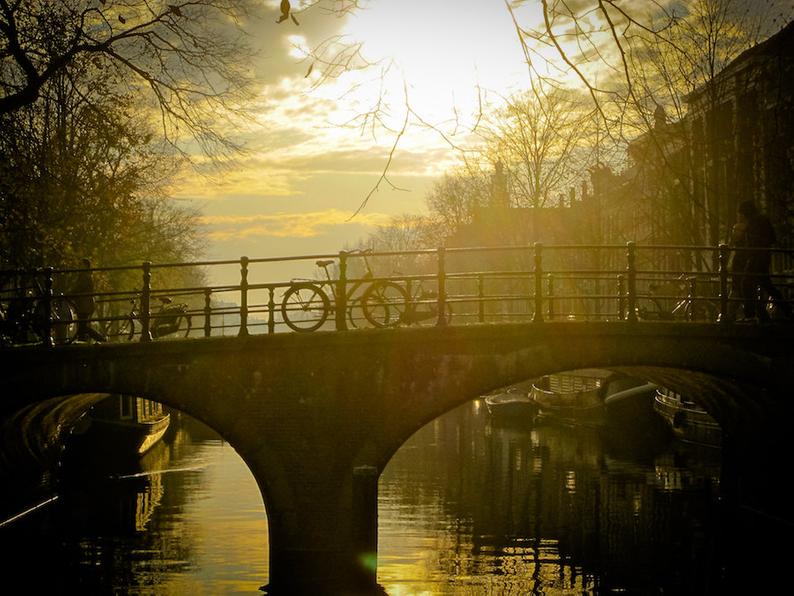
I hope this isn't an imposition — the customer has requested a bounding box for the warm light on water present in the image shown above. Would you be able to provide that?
[2,401,769,594]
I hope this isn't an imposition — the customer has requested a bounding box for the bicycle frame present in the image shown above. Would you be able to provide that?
[120,295,191,340]
[0,274,77,345]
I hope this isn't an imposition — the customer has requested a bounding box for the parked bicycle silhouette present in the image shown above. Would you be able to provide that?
[117,294,192,340]
[281,249,376,332]
[360,273,452,328]
[280,249,452,332]
[637,275,718,321]
[0,273,78,345]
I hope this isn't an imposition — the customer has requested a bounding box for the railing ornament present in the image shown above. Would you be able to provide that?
[336,251,348,332]
[436,247,448,327]
[268,287,276,335]
[687,276,697,322]
[718,244,730,323]
[477,274,485,324]
[239,256,249,337]
[626,242,638,322]
[140,261,153,342]
[203,289,213,338]
[533,243,543,323]
[43,267,54,348]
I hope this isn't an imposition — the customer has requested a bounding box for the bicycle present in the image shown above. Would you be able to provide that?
[0,273,78,345]
[360,275,453,328]
[117,294,193,340]
[280,249,452,332]
[637,275,718,322]
[280,249,379,332]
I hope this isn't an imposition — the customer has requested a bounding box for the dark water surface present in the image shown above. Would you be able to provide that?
[1,401,784,594]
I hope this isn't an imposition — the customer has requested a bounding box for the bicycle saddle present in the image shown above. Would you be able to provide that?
[316,259,334,268]
[158,296,173,304]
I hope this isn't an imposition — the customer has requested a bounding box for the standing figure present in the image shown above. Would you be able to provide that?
[73,258,106,342]
[729,201,789,321]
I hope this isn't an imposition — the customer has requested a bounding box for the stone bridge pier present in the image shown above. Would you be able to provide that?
[2,322,794,593]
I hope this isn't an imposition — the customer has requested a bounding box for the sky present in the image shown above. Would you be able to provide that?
[172,0,542,284]
[169,0,790,287]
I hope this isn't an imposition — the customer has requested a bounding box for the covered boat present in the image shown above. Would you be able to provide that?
[653,388,721,448]
[531,369,657,427]
[71,395,170,457]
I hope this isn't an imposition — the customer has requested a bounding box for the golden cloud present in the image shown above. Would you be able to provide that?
[199,208,392,240]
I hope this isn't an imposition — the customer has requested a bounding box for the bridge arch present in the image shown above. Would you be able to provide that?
[2,322,793,593]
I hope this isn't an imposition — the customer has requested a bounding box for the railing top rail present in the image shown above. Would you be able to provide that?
[5,243,794,279]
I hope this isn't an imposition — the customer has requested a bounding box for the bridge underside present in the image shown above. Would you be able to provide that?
[2,322,793,592]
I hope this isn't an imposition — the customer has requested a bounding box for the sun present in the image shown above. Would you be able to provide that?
[340,0,537,122]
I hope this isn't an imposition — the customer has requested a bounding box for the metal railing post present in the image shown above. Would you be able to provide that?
[547,273,554,320]
[687,276,697,321]
[436,247,447,327]
[626,242,638,322]
[203,289,212,337]
[336,251,348,331]
[617,274,626,320]
[239,256,249,337]
[718,243,730,323]
[140,261,153,342]
[478,274,485,323]
[42,267,54,347]
[267,286,276,335]
[533,243,544,323]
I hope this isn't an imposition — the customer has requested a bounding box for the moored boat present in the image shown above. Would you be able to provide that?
[531,369,610,427]
[71,394,170,457]
[531,369,657,427]
[653,388,721,448]
[483,386,537,422]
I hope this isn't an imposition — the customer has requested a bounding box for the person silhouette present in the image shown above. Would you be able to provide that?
[73,258,106,342]
[730,201,789,322]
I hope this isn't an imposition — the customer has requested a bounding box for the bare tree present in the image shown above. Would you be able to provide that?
[477,86,596,210]
[424,169,491,239]
[0,0,256,156]
[0,61,201,270]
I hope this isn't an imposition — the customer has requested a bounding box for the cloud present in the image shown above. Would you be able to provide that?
[199,208,392,240]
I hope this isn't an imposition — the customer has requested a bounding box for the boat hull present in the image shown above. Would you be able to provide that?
[76,413,170,456]
[68,395,171,461]
[484,393,537,422]
[653,391,721,448]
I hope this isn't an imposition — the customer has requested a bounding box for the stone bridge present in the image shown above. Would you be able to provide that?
[2,321,794,593]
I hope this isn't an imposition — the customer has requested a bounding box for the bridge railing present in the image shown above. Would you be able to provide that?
[1,243,792,346]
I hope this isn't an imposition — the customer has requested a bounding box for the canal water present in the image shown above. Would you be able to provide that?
[0,399,784,594]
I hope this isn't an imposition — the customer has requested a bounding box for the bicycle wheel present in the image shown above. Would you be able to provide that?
[362,281,409,328]
[346,298,372,329]
[34,297,79,344]
[118,315,135,341]
[685,298,718,322]
[281,283,330,332]
[406,293,453,327]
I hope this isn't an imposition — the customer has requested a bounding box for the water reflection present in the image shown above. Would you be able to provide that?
[378,401,723,594]
[2,398,786,594]
[2,414,268,595]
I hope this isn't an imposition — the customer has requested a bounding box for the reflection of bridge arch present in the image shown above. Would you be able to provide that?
[2,321,793,592]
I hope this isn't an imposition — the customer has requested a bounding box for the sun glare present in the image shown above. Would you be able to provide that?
[342,0,539,121]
